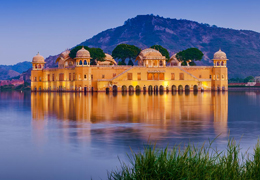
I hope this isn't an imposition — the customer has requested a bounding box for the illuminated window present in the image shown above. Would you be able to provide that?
[59,73,64,81]
[159,73,164,80]
[137,73,141,80]
[171,73,175,80]
[154,73,159,80]
[147,73,153,80]
[127,73,132,80]
[47,74,50,81]
[34,77,37,81]
[180,73,184,80]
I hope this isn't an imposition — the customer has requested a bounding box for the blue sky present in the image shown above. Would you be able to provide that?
[0,0,259,65]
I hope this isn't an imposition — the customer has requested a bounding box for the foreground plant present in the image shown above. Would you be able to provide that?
[108,138,260,180]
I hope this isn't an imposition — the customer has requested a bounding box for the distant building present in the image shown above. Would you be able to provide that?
[31,48,228,92]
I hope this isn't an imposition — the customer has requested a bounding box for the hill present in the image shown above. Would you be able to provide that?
[20,15,260,80]
[79,15,260,78]
[0,61,31,80]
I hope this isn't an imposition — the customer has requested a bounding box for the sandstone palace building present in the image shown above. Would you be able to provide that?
[31,48,228,92]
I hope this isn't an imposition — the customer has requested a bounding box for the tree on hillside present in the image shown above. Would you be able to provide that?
[128,59,134,66]
[244,76,255,83]
[69,46,105,64]
[176,48,203,66]
[112,44,141,65]
[150,45,170,61]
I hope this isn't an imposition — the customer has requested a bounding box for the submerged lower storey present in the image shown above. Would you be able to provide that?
[31,66,228,92]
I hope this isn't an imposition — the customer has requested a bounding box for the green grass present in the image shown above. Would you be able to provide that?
[108,138,260,180]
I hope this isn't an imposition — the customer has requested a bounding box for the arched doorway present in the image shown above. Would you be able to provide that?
[172,85,176,92]
[148,85,153,92]
[143,86,146,92]
[178,85,183,91]
[159,85,164,92]
[159,60,163,66]
[185,85,190,91]
[193,85,198,92]
[154,85,158,92]
[136,85,141,92]
[84,87,87,92]
[122,85,127,92]
[222,86,225,91]
[129,85,134,92]
[106,88,109,93]
[113,85,117,92]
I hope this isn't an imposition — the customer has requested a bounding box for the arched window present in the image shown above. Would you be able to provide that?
[35,65,37,69]
[84,60,87,65]
[79,60,82,65]
[159,60,163,66]
[39,64,41,68]
[217,62,220,66]
[221,61,224,66]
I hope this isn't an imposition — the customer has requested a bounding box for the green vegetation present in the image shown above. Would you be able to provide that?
[150,45,170,61]
[69,45,106,65]
[229,76,255,83]
[112,44,141,65]
[109,138,260,180]
[176,48,204,66]
[0,82,30,91]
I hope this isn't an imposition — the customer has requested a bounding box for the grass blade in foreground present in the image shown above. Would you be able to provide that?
[108,138,260,180]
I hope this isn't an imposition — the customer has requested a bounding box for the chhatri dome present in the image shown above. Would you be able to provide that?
[97,53,117,65]
[138,48,163,59]
[60,49,70,59]
[76,47,90,58]
[32,53,45,63]
[213,49,228,60]
[104,53,117,65]
[169,53,179,66]
[136,48,166,67]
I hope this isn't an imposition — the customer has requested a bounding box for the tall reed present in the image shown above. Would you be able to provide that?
[108,138,260,180]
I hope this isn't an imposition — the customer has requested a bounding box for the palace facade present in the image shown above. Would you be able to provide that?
[31,47,228,92]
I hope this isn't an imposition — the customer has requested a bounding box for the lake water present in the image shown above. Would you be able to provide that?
[0,91,260,179]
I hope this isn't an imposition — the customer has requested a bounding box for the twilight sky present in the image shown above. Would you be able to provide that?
[0,0,259,65]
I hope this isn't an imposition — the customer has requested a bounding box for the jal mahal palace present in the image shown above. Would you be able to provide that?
[31,47,228,92]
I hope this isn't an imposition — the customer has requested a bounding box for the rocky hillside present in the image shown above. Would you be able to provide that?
[20,15,260,80]
[79,15,260,78]
[0,61,31,80]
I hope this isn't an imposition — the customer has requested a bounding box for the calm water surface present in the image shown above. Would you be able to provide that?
[0,91,260,179]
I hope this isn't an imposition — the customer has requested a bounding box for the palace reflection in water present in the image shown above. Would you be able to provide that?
[31,91,228,139]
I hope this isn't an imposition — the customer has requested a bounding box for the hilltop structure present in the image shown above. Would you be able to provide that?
[31,48,228,92]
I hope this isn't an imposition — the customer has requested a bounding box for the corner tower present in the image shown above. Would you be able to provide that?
[74,47,92,91]
[212,49,228,91]
[31,53,45,91]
